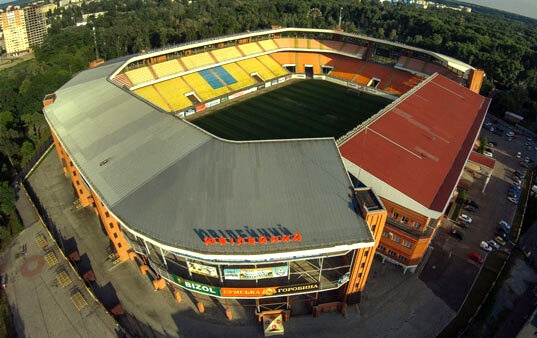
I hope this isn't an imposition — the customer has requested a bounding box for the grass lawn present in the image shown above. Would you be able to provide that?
[191,80,392,140]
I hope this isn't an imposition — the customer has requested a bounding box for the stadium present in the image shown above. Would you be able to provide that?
[42,27,488,325]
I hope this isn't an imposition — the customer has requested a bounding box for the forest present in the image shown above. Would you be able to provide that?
[1,0,537,247]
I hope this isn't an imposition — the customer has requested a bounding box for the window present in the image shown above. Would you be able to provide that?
[78,189,83,194]
[398,255,407,262]
[371,224,376,232]
[392,235,401,243]
[105,211,110,218]
[413,222,421,229]
[73,171,77,176]
[358,272,363,278]
[76,180,80,186]
[364,251,369,257]
[361,262,366,268]
[118,243,122,248]
[402,241,412,248]
[387,250,397,256]
[377,245,385,251]
[113,233,118,238]
[109,222,114,229]
[382,231,390,237]
[401,216,409,224]
[69,161,73,166]
[392,212,399,219]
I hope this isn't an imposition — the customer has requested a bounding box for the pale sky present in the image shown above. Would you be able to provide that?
[458,0,537,20]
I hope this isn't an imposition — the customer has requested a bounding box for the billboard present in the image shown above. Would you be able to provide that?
[223,266,288,280]
[187,261,218,278]
[184,108,196,116]
[205,98,221,108]
[173,275,221,296]
[221,282,319,298]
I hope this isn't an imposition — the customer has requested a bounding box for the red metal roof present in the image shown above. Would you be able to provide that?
[469,151,496,170]
[340,74,490,212]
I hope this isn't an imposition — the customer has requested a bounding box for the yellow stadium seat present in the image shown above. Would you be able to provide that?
[125,67,155,85]
[152,59,184,78]
[181,52,215,70]
[211,47,242,62]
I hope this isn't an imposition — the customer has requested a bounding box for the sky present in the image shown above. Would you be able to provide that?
[1,0,536,21]
[458,0,537,20]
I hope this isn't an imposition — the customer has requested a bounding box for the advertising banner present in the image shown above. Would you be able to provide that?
[221,282,318,298]
[173,275,221,296]
[184,108,196,116]
[257,84,265,90]
[223,266,288,280]
[187,261,218,278]
[195,104,206,112]
[271,80,278,85]
[265,82,272,88]
[205,98,221,108]
[295,74,306,79]
[285,74,292,80]
[221,96,229,103]
[347,82,358,89]
[174,111,185,118]
[278,77,285,83]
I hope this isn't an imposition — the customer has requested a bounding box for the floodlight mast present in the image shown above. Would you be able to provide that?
[93,27,99,60]
[338,7,343,30]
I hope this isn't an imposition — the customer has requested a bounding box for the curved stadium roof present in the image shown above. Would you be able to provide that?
[43,57,375,259]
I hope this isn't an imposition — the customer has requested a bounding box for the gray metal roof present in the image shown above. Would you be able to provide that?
[44,60,374,256]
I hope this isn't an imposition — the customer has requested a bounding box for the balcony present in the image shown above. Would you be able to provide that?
[385,218,433,239]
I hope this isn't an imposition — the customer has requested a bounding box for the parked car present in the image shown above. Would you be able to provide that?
[498,220,511,230]
[464,205,477,212]
[470,252,484,264]
[507,196,519,204]
[488,141,498,147]
[449,228,464,240]
[495,236,507,246]
[459,214,472,224]
[516,152,522,159]
[465,200,479,209]
[521,161,531,168]
[483,150,493,158]
[507,131,515,137]
[496,229,509,239]
[488,240,500,250]
[480,241,493,252]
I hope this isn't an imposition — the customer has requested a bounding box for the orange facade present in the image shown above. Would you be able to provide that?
[50,129,132,261]
[377,198,440,269]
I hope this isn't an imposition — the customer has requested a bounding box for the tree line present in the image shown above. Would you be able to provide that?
[1,0,537,246]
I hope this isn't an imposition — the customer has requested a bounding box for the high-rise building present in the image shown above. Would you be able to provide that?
[1,5,46,54]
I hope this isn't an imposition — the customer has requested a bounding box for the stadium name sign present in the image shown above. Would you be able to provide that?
[194,225,302,246]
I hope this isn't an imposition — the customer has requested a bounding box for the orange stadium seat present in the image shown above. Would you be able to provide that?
[296,38,308,49]
[318,40,344,51]
[358,63,395,86]
[273,38,295,49]
[383,71,424,95]
[270,52,296,66]
[296,52,322,74]
[325,55,366,81]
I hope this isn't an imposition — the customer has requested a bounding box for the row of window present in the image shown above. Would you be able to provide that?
[391,211,421,229]
[381,231,413,248]
[376,245,407,262]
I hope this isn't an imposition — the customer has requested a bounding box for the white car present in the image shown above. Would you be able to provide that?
[480,241,493,252]
[488,240,500,250]
[516,152,522,159]
[459,214,472,223]
[483,150,493,158]
[507,196,518,204]
[507,131,515,137]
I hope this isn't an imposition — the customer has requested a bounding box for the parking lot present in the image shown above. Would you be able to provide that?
[420,115,534,310]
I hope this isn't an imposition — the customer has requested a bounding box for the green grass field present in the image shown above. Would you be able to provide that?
[191,80,392,140]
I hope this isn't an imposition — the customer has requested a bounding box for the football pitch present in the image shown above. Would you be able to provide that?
[190,80,393,141]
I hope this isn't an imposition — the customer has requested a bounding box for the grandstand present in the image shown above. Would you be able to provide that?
[44,28,487,329]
